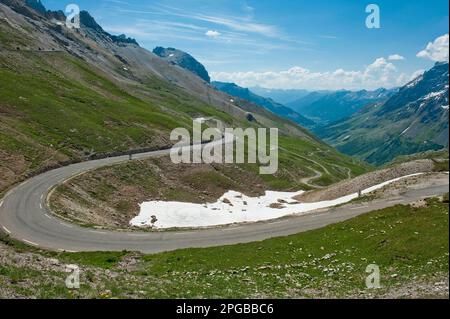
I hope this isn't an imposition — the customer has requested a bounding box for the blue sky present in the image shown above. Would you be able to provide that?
[43,0,448,90]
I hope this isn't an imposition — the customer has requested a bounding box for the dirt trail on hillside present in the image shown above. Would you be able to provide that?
[300,169,323,188]
[295,160,438,203]
[279,146,330,188]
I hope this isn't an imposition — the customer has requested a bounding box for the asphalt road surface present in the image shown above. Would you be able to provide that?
[0,142,448,254]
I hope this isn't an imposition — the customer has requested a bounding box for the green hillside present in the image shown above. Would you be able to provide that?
[0,51,238,192]
[1,198,448,298]
[0,1,371,195]
[318,63,449,165]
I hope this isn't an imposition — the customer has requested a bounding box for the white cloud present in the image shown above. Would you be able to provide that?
[196,14,279,37]
[319,35,339,39]
[417,34,449,62]
[211,57,409,90]
[141,3,280,38]
[205,30,221,38]
[388,54,405,61]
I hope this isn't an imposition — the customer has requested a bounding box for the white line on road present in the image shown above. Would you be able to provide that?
[388,199,404,203]
[265,220,286,226]
[2,226,11,234]
[172,232,196,236]
[39,203,43,210]
[23,239,38,247]
[128,233,150,237]
[60,223,73,228]
[58,248,78,253]
[0,200,3,208]
[222,226,245,231]
[90,230,107,234]
[350,205,369,210]
[44,214,52,219]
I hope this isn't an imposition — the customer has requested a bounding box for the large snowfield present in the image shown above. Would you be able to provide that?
[130,173,424,229]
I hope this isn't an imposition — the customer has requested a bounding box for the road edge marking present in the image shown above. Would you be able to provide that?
[90,230,107,234]
[58,249,78,253]
[2,226,11,234]
[23,239,38,247]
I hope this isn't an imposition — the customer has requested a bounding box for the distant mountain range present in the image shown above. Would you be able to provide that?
[318,62,449,165]
[102,43,450,167]
[150,48,410,134]
[153,47,211,83]
[151,46,316,128]
[212,82,315,128]
[250,87,311,105]
[250,87,398,127]
[287,88,398,126]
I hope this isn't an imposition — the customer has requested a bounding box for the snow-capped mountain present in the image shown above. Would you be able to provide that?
[318,62,449,165]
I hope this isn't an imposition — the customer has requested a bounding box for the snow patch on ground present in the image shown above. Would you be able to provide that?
[401,125,412,135]
[423,90,447,101]
[401,120,417,136]
[130,173,425,229]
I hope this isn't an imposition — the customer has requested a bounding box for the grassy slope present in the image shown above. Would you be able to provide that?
[0,50,371,195]
[385,150,449,167]
[1,198,448,298]
[0,51,238,192]
[0,51,236,153]
[318,100,447,166]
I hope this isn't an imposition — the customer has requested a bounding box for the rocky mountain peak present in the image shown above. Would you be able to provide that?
[378,62,449,116]
[79,10,104,33]
[25,0,45,13]
[77,10,139,46]
[153,47,211,83]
